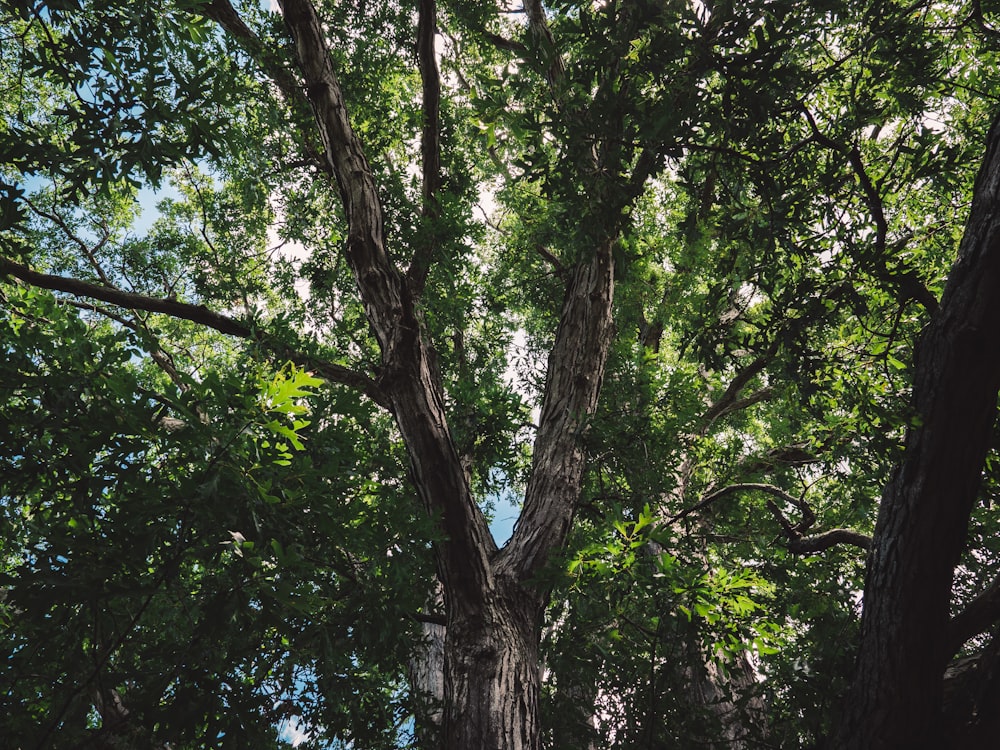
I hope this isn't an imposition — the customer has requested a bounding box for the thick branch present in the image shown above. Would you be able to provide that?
[785,528,872,554]
[0,257,389,408]
[949,571,1000,654]
[502,240,616,585]
[277,0,496,608]
[481,30,527,54]
[523,0,566,93]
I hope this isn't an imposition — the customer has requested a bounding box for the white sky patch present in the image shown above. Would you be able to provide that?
[502,328,536,402]
[266,200,312,302]
[477,180,499,224]
[277,715,311,747]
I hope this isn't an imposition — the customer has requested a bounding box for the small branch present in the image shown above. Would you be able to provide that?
[665,482,870,552]
[23,196,114,285]
[0,257,390,408]
[700,340,780,430]
[67,298,189,389]
[799,103,937,313]
[534,243,564,273]
[405,0,442,298]
[196,0,325,171]
[199,0,302,107]
[670,344,780,502]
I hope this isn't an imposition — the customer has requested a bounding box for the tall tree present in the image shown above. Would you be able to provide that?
[5,1,1000,748]
[837,109,1000,750]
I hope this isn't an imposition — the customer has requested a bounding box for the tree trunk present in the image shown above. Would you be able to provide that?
[443,576,543,750]
[837,111,1000,748]
[409,583,446,748]
[438,244,617,749]
[273,4,622,746]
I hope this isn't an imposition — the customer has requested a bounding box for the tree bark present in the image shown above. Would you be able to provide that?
[443,577,543,750]
[273,2,621,746]
[837,112,1000,748]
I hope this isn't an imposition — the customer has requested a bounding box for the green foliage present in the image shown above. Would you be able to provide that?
[3,0,1000,746]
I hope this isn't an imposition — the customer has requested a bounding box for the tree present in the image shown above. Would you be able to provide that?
[4,0,1000,748]
[837,108,1000,750]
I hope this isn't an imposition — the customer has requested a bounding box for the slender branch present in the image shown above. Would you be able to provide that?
[198,1,309,123]
[534,243,565,273]
[67,299,189,390]
[195,0,325,172]
[405,0,442,298]
[799,103,937,313]
[670,345,780,504]
[0,257,390,408]
[700,340,780,429]
[23,196,114,286]
[665,483,871,552]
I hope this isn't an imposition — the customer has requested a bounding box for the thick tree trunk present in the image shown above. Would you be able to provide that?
[409,583,446,748]
[682,639,767,749]
[837,112,1000,748]
[443,576,543,750]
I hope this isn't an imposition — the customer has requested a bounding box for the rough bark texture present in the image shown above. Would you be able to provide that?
[408,582,446,747]
[681,631,767,749]
[274,1,620,746]
[443,579,543,749]
[837,112,1000,749]
[499,242,616,584]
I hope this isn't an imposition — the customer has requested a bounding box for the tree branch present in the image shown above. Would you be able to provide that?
[784,528,872,554]
[949,570,1000,654]
[799,103,938,313]
[970,0,1000,40]
[666,483,871,552]
[404,0,443,298]
[0,257,390,408]
[277,0,497,607]
[700,340,780,429]
[197,0,316,143]
[481,30,526,54]
[523,0,566,94]
[502,239,617,585]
